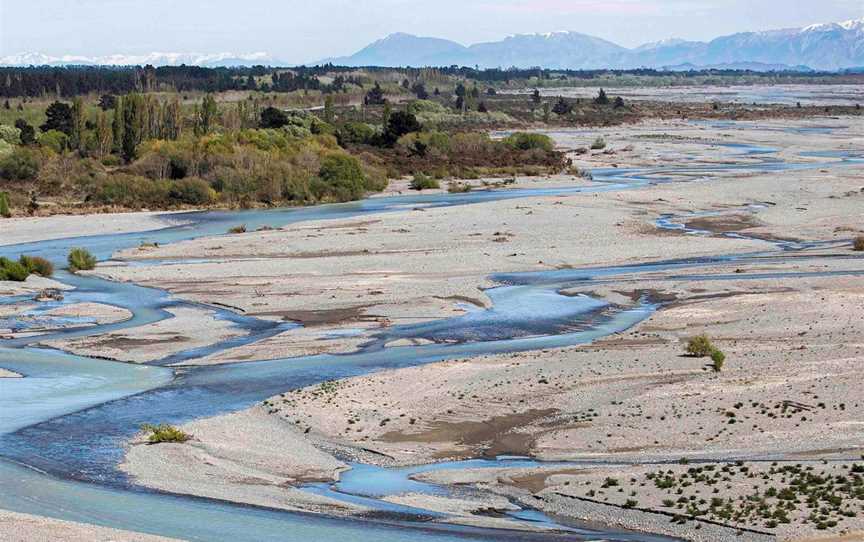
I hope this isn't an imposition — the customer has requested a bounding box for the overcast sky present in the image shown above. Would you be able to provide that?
[1,0,862,63]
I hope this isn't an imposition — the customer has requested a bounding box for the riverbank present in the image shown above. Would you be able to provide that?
[0,510,180,541]
[0,211,187,247]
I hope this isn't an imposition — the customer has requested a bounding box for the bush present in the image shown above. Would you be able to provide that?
[447,182,472,193]
[168,177,215,205]
[0,191,10,218]
[318,152,368,201]
[590,136,607,150]
[685,334,714,357]
[853,236,864,251]
[0,147,41,181]
[711,349,726,372]
[410,173,439,190]
[141,423,191,444]
[38,129,69,153]
[0,257,30,281]
[0,124,21,145]
[18,255,54,277]
[67,248,97,272]
[227,224,247,234]
[504,132,554,152]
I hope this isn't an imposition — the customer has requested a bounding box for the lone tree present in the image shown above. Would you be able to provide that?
[594,88,609,105]
[532,89,541,105]
[40,101,74,135]
[552,97,572,115]
[364,83,386,106]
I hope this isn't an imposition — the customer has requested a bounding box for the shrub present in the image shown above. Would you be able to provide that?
[685,334,714,357]
[0,191,10,218]
[0,124,21,145]
[141,423,191,444]
[318,152,368,201]
[228,224,247,234]
[168,177,215,205]
[504,132,554,152]
[67,247,97,272]
[711,349,726,372]
[18,255,54,277]
[853,235,864,252]
[38,129,69,153]
[0,146,41,181]
[590,136,607,150]
[447,182,472,193]
[0,257,30,281]
[410,173,439,190]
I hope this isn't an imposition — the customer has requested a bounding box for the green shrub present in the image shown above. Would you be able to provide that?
[590,136,607,150]
[168,177,215,205]
[318,152,368,201]
[711,349,726,372]
[853,236,864,252]
[227,224,247,234]
[0,146,41,181]
[0,124,20,145]
[141,423,191,444]
[67,247,97,272]
[685,334,714,357]
[18,255,54,277]
[0,257,30,281]
[410,173,439,190]
[38,129,69,153]
[503,132,554,152]
[0,191,10,218]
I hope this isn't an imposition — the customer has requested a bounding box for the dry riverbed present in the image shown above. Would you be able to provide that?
[5,116,864,540]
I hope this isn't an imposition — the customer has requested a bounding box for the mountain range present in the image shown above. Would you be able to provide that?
[2,17,863,71]
[0,51,279,68]
[321,17,864,71]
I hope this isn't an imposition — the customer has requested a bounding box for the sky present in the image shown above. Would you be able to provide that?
[1,0,862,63]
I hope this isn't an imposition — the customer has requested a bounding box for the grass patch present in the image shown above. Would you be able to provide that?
[141,423,191,444]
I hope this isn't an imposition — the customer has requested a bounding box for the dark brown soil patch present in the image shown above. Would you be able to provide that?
[380,408,558,458]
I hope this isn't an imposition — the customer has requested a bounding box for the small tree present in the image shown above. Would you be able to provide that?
[40,101,74,135]
[531,89,541,105]
[478,101,488,113]
[594,88,609,105]
[364,83,386,106]
[686,334,714,357]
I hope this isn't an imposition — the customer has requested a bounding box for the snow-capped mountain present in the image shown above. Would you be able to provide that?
[323,17,864,71]
[0,51,277,67]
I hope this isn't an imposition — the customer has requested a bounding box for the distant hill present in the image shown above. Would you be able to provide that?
[320,17,864,71]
